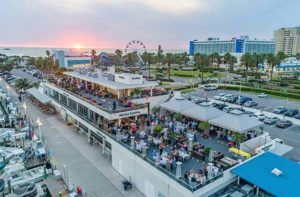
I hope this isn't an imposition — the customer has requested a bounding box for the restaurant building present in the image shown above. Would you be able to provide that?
[40,69,293,197]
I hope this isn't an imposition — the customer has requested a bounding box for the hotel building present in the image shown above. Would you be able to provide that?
[274,26,300,56]
[189,36,275,55]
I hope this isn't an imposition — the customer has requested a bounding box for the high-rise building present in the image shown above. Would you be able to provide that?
[274,26,300,56]
[189,36,275,55]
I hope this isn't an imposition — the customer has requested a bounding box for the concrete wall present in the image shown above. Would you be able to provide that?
[111,140,192,197]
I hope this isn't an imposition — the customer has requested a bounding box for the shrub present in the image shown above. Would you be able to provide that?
[173,113,182,121]
[198,121,210,131]
[203,147,211,155]
[153,125,163,133]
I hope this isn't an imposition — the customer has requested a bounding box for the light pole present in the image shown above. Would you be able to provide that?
[23,102,27,115]
[37,117,43,140]
[6,85,10,97]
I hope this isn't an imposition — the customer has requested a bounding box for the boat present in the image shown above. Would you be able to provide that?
[12,182,38,197]
[8,166,46,188]
[2,48,10,50]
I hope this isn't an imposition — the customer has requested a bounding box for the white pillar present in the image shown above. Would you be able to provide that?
[130,136,135,149]
[150,88,153,97]
[176,161,182,179]
[102,140,106,154]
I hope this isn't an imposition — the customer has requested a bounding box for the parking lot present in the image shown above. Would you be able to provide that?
[192,89,300,113]
[11,68,41,83]
[187,88,300,161]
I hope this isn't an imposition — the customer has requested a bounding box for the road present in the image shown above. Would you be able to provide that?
[3,78,144,197]
[188,88,300,161]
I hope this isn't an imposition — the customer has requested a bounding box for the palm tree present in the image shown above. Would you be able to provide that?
[180,52,189,68]
[90,49,97,65]
[157,45,163,66]
[163,53,174,81]
[194,53,209,84]
[141,51,154,78]
[240,52,252,81]
[45,50,50,58]
[276,51,286,62]
[15,78,30,90]
[266,53,280,80]
[115,49,123,66]
[233,132,244,150]
[296,53,300,60]
[224,52,232,70]
[228,55,237,72]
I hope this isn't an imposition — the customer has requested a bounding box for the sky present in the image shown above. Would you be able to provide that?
[1,0,300,50]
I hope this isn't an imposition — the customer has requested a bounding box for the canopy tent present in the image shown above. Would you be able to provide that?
[159,98,198,113]
[26,88,51,104]
[231,152,300,197]
[181,104,225,121]
[208,111,263,133]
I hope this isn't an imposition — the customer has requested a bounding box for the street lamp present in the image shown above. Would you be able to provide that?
[37,117,43,140]
[6,85,10,97]
[23,102,27,115]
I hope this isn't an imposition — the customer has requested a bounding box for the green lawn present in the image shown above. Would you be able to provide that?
[170,70,225,78]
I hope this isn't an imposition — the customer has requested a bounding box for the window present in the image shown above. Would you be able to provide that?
[78,103,88,117]
[53,90,59,100]
[60,94,68,105]
[68,98,77,111]
[79,123,88,133]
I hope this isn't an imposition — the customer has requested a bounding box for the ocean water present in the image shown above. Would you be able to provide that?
[0,47,187,57]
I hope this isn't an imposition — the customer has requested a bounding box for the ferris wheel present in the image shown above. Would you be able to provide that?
[124,40,146,66]
[125,40,147,54]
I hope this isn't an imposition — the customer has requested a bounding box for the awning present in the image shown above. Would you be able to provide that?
[208,112,263,133]
[159,98,198,113]
[231,152,300,197]
[181,105,225,121]
[26,88,51,104]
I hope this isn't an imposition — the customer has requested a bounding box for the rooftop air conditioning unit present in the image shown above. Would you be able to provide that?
[93,73,98,78]
[271,168,283,176]
[88,72,93,77]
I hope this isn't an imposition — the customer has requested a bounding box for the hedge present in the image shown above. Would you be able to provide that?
[219,85,300,100]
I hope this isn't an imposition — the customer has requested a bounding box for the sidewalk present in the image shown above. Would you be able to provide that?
[5,82,144,197]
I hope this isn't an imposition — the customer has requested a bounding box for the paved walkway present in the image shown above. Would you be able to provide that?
[4,81,144,197]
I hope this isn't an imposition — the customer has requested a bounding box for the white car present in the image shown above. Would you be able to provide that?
[253,113,266,121]
[258,93,268,98]
[214,95,222,100]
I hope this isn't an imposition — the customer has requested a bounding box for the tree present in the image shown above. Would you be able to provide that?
[15,78,30,90]
[266,53,280,80]
[198,121,210,131]
[115,49,123,66]
[141,51,154,78]
[157,45,163,66]
[228,55,237,72]
[276,51,286,62]
[240,52,252,81]
[90,49,97,65]
[224,52,232,70]
[45,50,50,58]
[163,53,174,81]
[296,53,300,60]
[233,132,244,149]
[26,57,36,66]
[194,53,209,83]
[173,113,182,121]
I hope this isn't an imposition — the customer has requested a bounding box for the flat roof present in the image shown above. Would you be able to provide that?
[64,71,157,90]
[231,152,300,197]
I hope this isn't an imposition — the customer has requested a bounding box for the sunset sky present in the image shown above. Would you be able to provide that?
[1,0,300,49]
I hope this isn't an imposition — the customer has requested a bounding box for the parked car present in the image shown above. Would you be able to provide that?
[227,95,238,103]
[276,119,293,128]
[264,117,279,125]
[236,96,252,105]
[253,113,266,121]
[258,93,268,98]
[273,106,288,114]
[284,109,299,117]
[203,85,218,91]
[245,111,254,117]
[295,113,300,119]
[244,101,258,107]
[213,95,222,100]
[214,103,228,110]
[223,106,234,113]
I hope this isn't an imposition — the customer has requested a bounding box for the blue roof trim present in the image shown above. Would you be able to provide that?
[231,152,300,197]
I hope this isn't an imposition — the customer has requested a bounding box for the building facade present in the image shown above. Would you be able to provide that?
[274,26,300,56]
[189,36,275,55]
[53,50,92,68]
